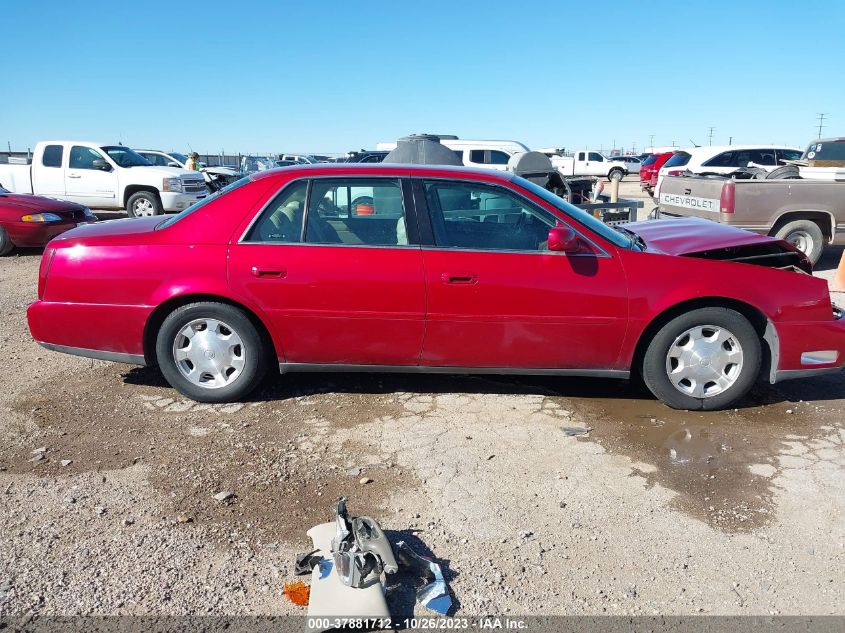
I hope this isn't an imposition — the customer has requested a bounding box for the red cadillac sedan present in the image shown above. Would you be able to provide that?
[27,164,845,410]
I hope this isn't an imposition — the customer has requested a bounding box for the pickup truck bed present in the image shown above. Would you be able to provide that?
[655,174,845,264]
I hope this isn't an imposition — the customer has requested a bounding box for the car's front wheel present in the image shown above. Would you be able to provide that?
[642,307,761,411]
[155,302,268,403]
[127,191,163,218]
[0,226,14,256]
[608,169,624,182]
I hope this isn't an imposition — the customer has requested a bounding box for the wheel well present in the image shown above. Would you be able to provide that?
[142,294,277,366]
[630,297,772,381]
[770,212,832,241]
[123,185,161,208]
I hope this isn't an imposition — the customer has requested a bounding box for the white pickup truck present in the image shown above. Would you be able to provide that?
[0,141,209,217]
[537,148,629,181]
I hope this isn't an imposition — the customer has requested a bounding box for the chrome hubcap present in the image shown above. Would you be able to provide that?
[172,318,245,389]
[786,230,812,256]
[133,199,155,216]
[665,325,743,398]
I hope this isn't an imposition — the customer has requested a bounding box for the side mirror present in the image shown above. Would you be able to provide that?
[167,161,181,167]
[547,226,582,253]
[92,158,111,171]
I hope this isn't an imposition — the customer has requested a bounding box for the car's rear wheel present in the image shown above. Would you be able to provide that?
[155,302,268,403]
[127,191,163,218]
[642,307,761,411]
[773,219,824,264]
[0,226,14,256]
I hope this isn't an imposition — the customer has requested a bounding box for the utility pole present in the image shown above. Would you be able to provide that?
[707,127,715,145]
[816,113,827,139]
[729,136,733,145]
[648,134,655,150]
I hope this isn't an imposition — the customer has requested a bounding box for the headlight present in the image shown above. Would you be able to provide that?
[162,177,183,193]
[21,213,62,222]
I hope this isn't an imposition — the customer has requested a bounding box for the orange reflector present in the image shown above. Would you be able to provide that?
[283,580,310,606]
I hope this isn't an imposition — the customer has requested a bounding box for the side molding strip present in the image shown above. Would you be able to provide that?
[279,363,629,379]
[37,342,147,366]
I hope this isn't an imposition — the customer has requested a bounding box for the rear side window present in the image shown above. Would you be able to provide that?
[641,155,657,166]
[246,180,309,243]
[468,150,511,165]
[42,145,63,168]
[307,178,408,246]
[777,149,803,162]
[663,152,691,168]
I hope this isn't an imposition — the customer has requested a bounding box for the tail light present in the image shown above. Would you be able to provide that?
[720,181,736,214]
[38,248,55,300]
[667,169,685,176]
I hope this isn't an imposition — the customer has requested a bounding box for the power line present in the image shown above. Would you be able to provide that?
[816,113,827,139]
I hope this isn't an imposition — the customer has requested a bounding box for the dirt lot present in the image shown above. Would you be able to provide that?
[1,189,843,618]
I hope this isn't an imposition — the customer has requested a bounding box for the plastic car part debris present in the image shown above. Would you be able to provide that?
[283,580,310,606]
[294,549,322,576]
[395,541,453,616]
[331,497,398,588]
[561,426,592,436]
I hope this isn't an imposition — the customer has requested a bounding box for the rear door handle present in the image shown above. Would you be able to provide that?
[251,266,286,278]
[441,273,477,285]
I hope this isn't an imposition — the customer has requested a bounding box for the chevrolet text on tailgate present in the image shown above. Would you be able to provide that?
[26,164,845,412]
[656,173,845,264]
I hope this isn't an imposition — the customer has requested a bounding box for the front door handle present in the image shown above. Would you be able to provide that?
[251,266,286,278]
[441,273,477,285]
[67,174,81,178]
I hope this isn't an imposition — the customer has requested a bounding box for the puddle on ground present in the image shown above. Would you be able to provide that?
[544,375,844,533]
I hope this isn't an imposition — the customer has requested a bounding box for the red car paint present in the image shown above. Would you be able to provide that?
[26,164,845,388]
[640,152,673,193]
[0,188,96,250]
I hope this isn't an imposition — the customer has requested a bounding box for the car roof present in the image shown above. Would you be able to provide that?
[249,162,517,183]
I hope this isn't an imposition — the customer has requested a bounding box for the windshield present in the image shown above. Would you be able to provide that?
[170,152,189,164]
[663,151,691,168]
[513,176,632,249]
[102,146,151,168]
[157,176,251,230]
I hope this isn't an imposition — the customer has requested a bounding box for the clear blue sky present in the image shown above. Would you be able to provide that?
[3,0,842,155]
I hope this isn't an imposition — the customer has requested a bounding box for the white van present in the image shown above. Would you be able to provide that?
[376,138,530,171]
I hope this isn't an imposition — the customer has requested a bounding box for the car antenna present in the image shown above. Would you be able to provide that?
[689,138,700,147]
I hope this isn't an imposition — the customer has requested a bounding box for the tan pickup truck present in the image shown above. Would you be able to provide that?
[654,174,845,264]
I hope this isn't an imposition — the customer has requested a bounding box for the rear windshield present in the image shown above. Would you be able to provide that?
[803,141,845,161]
[157,176,251,229]
[641,155,657,166]
[663,151,691,168]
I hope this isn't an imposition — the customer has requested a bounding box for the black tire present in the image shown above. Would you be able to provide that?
[0,226,14,256]
[155,302,268,403]
[608,169,624,182]
[642,307,761,411]
[766,165,800,180]
[126,191,163,218]
[773,219,824,264]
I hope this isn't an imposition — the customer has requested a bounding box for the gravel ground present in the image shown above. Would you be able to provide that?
[0,197,843,618]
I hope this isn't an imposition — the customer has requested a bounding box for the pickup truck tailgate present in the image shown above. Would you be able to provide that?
[657,176,724,219]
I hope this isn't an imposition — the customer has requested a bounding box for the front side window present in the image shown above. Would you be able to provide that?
[42,145,63,168]
[777,149,803,162]
[588,152,604,162]
[488,150,510,165]
[424,180,556,251]
[69,146,107,170]
[306,178,408,246]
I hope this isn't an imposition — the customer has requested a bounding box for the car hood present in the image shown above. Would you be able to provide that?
[0,192,85,213]
[623,217,777,255]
